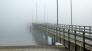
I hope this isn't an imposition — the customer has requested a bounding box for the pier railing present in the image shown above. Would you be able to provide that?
[32,23,92,51]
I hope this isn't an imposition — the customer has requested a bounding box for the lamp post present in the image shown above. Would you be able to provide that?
[36,0,38,23]
[57,0,59,25]
[70,0,72,25]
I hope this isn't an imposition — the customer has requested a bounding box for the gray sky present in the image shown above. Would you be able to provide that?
[0,0,92,33]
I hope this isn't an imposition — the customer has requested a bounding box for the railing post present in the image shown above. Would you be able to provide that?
[52,36,55,45]
[52,25,56,45]
[83,26,85,51]
[63,28,65,46]
[68,25,70,51]
[55,25,58,42]
[74,27,77,51]
[59,27,62,43]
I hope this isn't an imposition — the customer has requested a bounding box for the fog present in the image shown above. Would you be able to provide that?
[0,0,57,33]
[0,0,92,46]
[0,0,92,33]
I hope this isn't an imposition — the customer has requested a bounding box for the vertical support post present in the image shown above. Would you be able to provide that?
[57,0,58,25]
[68,25,70,51]
[55,25,58,42]
[59,27,62,43]
[52,35,55,45]
[52,25,56,45]
[36,0,38,22]
[63,26,65,46]
[83,26,85,51]
[56,0,59,44]
[70,0,72,25]
[46,24,49,45]
[74,26,77,51]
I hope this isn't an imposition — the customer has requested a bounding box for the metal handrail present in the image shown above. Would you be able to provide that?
[32,23,92,51]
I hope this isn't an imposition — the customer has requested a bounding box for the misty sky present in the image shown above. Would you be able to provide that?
[0,0,92,33]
